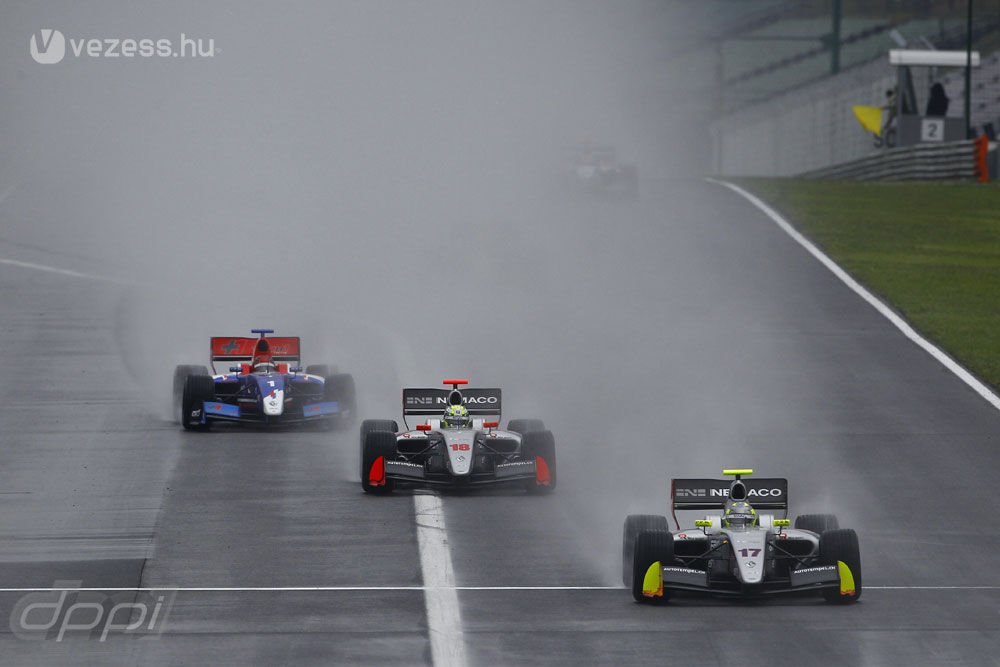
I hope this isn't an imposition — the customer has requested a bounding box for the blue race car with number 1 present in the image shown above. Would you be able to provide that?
[173,328,356,430]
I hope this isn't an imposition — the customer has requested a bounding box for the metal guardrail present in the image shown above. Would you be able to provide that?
[800,139,980,180]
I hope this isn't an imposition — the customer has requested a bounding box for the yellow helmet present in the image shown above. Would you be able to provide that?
[443,404,470,428]
[723,501,756,529]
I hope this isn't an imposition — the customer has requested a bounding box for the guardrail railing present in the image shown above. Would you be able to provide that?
[800,137,989,181]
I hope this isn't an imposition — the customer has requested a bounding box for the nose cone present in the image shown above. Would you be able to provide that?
[263,389,284,416]
[255,375,285,416]
[442,430,474,476]
[726,530,768,585]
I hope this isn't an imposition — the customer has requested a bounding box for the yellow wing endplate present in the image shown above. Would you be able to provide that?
[837,561,856,596]
[642,561,663,598]
[722,469,753,477]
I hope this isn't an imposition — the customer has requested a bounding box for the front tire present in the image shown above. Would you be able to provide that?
[522,430,556,494]
[507,419,545,435]
[181,375,215,431]
[632,530,673,604]
[795,514,840,535]
[623,515,669,587]
[173,364,209,423]
[360,419,399,474]
[819,528,862,603]
[361,431,397,495]
[306,364,335,377]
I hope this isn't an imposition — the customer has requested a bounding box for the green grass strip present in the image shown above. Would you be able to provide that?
[737,179,1000,389]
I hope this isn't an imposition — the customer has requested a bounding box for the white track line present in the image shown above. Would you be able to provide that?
[0,585,620,592]
[0,585,993,592]
[709,178,1000,412]
[414,492,467,667]
[359,322,466,667]
[866,586,1000,590]
[0,257,121,283]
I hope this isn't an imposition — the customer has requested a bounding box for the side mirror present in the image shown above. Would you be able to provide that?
[483,421,499,429]
[229,366,241,373]
[290,366,302,373]
[773,519,790,527]
[416,424,432,432]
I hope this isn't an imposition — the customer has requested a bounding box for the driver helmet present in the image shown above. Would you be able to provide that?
[723,501,756,529]
[442,404,471,429]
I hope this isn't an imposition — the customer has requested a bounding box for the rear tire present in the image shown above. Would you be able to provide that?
[795,514,840,535]
[324,373,357,429]
[173,365,209,423]
[819,528,862,603]
[623,515,669,587]
[362,431,397,495]
[181,375,215,431]
[360,419,399,473]
[632,530,673,604]
[522,430,556,494]
[507,419,545,435]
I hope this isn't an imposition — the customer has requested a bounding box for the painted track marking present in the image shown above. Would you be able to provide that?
[0,586,619,592]
[709,179,1000,412]
[0,257,121,283]
[414,492,467,667]
[0,585,994,592]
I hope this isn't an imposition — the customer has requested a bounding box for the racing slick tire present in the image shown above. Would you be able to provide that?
[324,373,357,430]
[181,374,215,431]
[795,514,840,535]
[632,530,673,604]
[361,431,397,495]
[306,364,335,377]
[173,364,210,423]
[507,419,545,435]
[360,419,399,473]
[623,515,670,587]
[522,430,556,494]
[819,528,862,604]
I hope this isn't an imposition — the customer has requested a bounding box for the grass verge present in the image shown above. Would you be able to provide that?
[736,179,1000,388]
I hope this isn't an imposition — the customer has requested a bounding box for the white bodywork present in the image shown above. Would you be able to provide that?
[263,388,284,416]
[689,514,819,585]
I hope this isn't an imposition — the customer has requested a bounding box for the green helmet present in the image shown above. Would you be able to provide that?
[443,404,471,429]
[723,501,756,529]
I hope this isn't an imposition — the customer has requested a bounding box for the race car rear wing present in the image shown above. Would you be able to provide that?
[210,337,301,363]
[402,387,502,417]
[671,477,788,527]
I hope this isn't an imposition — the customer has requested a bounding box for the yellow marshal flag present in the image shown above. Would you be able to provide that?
[852,105,883,136]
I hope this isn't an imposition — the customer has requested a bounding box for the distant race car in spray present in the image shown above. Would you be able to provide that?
[359,379,556,494]
[565,142,638,197]
[173,328,356,430]
[623,469,861,604]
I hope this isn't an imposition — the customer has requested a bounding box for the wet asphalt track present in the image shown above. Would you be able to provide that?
[3,180,1000,665]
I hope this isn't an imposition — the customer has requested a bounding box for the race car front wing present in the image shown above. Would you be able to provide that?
[641,562,851,598]
[382,459,538,485]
